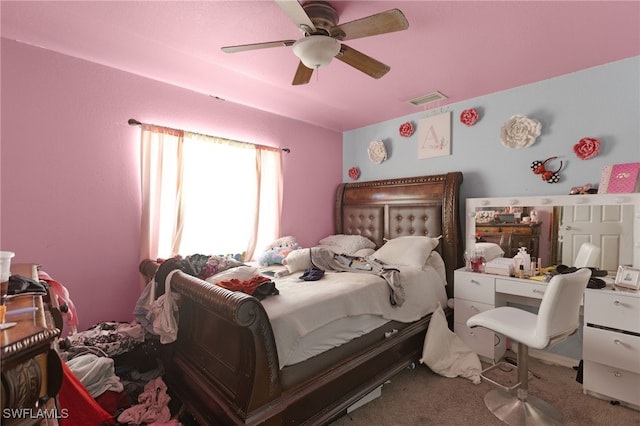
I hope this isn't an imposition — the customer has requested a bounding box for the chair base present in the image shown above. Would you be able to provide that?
[480,361,533,392]
[484,388,564,426]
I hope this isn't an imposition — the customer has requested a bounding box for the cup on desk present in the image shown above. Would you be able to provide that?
[0,251,15,323]
[469,251,486,273]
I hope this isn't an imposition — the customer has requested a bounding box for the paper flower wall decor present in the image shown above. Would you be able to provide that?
[399,122,415,137]
[459,108,479,126]
[348,167,360,181]
[368,140,387,164]
[573,137,600,160]
[500,115,542,149]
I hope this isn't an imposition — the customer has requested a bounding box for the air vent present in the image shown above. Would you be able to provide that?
[407,91,447,106]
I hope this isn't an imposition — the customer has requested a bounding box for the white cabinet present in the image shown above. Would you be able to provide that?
[454,269,505,362]
[455,267,640,409]
[454,269,572,364]
[583,287,640,410]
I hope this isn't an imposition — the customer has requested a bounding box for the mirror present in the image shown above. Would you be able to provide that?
[466,194,640,273]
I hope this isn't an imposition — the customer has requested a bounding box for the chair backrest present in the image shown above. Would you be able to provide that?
[574,242,601,268]
[535,268,591,348]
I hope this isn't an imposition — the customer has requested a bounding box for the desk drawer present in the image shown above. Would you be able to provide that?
[583,360,640,406]
[585,291,640,333]
[584,326,640,373]
[476,226,500,233]
[454,271,495,304]
[454,299,494,325]
[495,279,547,300]
[511,227,534,236]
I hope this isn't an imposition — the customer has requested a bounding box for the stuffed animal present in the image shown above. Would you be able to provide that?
[259,237,300,266]
[265,236,298,251]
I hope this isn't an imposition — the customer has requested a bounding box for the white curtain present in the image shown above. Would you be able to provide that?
[139,125,282,263]
[139,125,183,262]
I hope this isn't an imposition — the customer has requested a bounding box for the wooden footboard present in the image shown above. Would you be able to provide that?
[140,259,282,425]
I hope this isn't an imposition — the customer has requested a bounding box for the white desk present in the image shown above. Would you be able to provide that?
[454,268,551,363]
[453,267,640,410]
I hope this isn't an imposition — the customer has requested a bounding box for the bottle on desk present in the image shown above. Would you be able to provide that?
[530,257,538,276]
[513,247,531,277]
[518,264,525,279]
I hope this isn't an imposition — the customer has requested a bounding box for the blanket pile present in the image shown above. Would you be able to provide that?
[308,247,405,306]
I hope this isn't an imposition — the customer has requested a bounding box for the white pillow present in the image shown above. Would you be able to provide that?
[354,248,375,257]
[372,236,440,267]
[318,234,376,255]
[474,242,504,262]
[283,248,313,273]
[426,251,447,285]
[315,244,345,254]
[313,246,375,257]
[419,304,482,384]
[265,235,297,250]
[205,265,259,284]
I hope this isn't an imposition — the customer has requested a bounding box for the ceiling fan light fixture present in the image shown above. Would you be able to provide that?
[292,35,340,69]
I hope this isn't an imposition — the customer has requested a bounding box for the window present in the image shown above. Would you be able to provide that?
[139,125,282,261]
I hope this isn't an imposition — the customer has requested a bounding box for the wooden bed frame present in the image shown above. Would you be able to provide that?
[139,172,463,425]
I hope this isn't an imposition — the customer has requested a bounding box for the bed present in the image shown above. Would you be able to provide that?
[139,171,463,425]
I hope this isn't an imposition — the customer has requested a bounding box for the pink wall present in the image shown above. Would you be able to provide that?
[0,39,342,332]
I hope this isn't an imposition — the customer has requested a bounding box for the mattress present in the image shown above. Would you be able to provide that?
[260,261,448,368]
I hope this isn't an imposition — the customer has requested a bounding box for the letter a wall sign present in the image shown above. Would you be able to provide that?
[418,112,451,159]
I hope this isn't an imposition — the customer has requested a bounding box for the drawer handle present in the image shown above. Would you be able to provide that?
[471,280,480,285]
[470,305,479,312]
[614,339,622,345]
[533,289,545,295]
[613,371,622,378]
[613,300,622,306]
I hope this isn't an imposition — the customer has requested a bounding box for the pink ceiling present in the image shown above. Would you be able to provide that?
[2,1,639,132]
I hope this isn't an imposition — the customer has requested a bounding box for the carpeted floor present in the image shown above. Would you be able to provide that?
[329,356,640,426]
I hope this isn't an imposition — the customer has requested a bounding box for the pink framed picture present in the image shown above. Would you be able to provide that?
[599,162,640,194]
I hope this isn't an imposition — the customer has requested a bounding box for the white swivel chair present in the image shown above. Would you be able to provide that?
[467,268,591,425]
[573,242,600,268]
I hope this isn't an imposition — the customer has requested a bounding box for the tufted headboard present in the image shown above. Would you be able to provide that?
[334,172,463,298]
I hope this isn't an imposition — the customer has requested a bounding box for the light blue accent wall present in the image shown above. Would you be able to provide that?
[343,56,639,362]
[343,57,640,204]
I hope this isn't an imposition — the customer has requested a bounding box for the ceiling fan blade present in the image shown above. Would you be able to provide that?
[336,44,390,79]
[334,9,409,41]
[221,40,295,53]
[292,61,314,85]
[275,0,316,33]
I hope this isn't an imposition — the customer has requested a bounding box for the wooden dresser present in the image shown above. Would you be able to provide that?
[476,222,542,258]
[1,263,63,425]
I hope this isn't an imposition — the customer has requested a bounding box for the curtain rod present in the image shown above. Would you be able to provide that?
[128,118,290,153]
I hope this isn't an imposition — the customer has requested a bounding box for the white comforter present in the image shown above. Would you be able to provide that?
[261,265,447,368]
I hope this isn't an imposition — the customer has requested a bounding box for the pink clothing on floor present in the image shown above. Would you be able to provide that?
[148,420,182,426]
[117,377,172,425]
[39,270,79,331]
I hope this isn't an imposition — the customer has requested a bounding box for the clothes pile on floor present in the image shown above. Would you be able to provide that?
[57,321,185,426]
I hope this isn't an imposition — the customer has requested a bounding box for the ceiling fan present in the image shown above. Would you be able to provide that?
[221,0,409,85]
